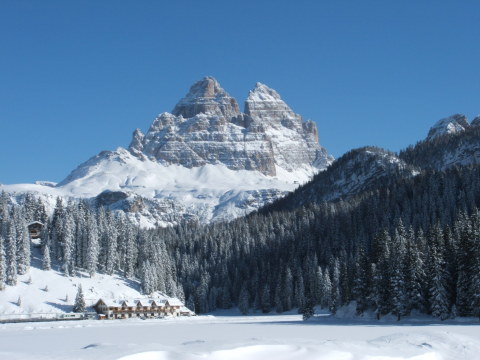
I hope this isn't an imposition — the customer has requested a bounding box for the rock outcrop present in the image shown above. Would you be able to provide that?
[426,114,470,141]
[129,77,332,176]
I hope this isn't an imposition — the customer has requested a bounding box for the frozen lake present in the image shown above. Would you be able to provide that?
[0,313,479,359]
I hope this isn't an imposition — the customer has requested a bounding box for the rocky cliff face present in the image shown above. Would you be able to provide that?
[129,77,332,176]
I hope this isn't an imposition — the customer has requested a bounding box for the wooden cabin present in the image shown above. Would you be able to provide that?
[27,221,44,239]
[93,297,192,320]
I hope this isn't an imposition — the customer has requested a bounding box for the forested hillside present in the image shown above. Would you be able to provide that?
[2,133,480,320]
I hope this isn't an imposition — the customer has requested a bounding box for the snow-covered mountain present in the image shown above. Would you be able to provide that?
[400,113,480,171]
[3,77,332,226]
[426,114,471,141]
[264,147,420,211]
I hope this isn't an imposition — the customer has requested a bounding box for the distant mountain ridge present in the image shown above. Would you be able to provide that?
[2,74,480,226]
[261,113,480,213]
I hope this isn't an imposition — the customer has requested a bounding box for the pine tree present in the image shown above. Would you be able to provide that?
[42,243,51,271]
[321,269,332,310]
[404,233,426,314]
[274,280,283,313]
[63,212,75,276]
[73,284,86,313]
[186,294,195,313]
[0,235,5,290]
[104,211,118,275]
[86,214,99,277]
[284,267,294,310]
[353,248,370,315]
[261,285,271,313]
[456,212,473,316]
[14,210,30,275]
[238,283,249,315]
[6,224,17,286]
[390,227,407,320]
[300,293,315,321]
[140,259,155,295]
[371,230,392,317]
[428,226,449,320]
[330,259,341,314]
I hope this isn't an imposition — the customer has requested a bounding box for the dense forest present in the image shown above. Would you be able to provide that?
[1,160,480,320]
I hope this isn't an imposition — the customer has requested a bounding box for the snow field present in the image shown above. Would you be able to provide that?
[0,314,479,360]
[0,249,148,317]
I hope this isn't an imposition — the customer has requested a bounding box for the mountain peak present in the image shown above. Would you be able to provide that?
[247,82,282,103]
[471,115,480,127]
[172,77,240,119]
[183,76,226,99]
[244,82,295,121]
[427,114,469,141]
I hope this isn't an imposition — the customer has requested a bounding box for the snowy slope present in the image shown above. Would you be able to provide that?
[2,148,315,227]
[0,246,178,318]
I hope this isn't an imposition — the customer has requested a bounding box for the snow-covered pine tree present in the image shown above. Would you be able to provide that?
[371,230,392,317]
[353,247,370,315]
[329,259,341,314]
[50,197,65,262]
[0,235,6,290]
[390,225,407,320]
[73,284,86,313]
[455,212,473,316]
[321,269,332,310]
[62,212,75,276]
[42,243,51,271]
[14,210,30,275]
[404,230,426,314]
[6,223,17,286]
[470,211,480,320]
[140,259,155,295]
[104,211,118,275]
[284,267,294,310]
[314,266,323,306]
[86,213,99,277]
[428,225,450,320]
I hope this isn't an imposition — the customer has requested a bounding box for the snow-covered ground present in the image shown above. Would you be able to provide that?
[1,249,479,360]
[0,311,479,360]
[0,246,172,318]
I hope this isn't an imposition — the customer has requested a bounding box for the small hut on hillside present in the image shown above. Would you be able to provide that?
[27,221,43,239]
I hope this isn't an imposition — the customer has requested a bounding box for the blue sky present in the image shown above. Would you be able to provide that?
[1,1,480,184]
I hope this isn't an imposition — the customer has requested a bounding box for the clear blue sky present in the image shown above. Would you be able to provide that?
[1,1,480,184]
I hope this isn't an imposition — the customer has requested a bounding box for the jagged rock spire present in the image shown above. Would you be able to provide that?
[129,77,332,176]
[172,76,240,119]
[244,82,296,121]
